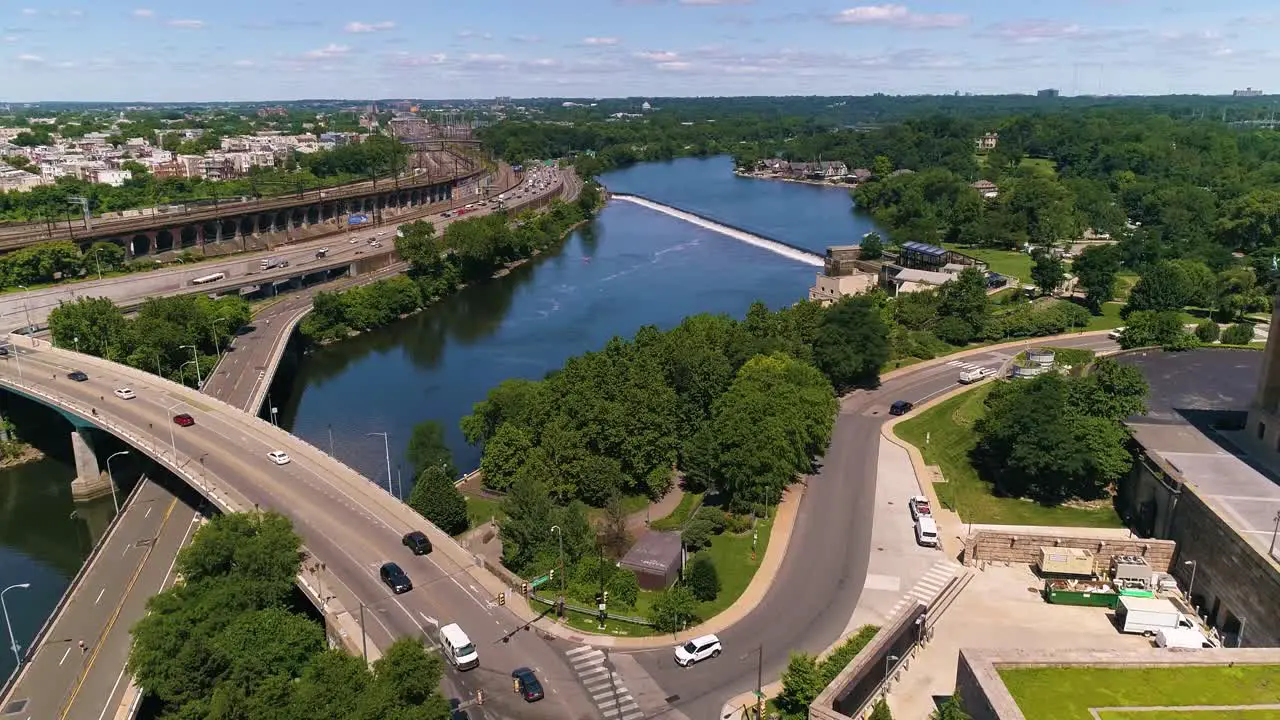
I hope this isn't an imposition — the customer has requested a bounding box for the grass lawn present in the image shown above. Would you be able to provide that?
[894,385,1124,527]
[1100,712,1280,720]
[1084,302,1126,331]
[942,243,1034,282]
[463,494,506,532]
[1001,665,1280,720]
[651,492,704,531]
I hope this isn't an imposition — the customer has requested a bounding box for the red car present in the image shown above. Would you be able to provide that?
[173,413,195,427]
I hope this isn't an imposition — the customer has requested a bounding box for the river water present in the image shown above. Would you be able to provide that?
[0,157,879,679]
[276,156,880,479]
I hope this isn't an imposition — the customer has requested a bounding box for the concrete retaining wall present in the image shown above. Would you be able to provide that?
[961,529,1176,574]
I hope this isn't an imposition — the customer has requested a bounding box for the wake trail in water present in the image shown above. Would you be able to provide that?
[612,195,825,267]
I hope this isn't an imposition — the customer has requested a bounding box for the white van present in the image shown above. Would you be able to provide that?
[915,516,939,547]
[439,623,479,671]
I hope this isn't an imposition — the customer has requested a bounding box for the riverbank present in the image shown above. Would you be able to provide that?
[0,443,44,469]
[734,169,856,189]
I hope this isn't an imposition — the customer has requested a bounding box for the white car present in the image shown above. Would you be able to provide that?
[113,388,136,400]
[674,634,721,667]
[1108,327,1125,340]
[267,450,291,465]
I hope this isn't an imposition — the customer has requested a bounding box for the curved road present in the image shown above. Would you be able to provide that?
[632,333,1121,720]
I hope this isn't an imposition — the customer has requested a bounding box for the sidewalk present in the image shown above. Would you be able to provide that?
[626,486,686,537]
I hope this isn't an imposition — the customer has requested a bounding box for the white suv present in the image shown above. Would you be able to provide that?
[674,634,721,667]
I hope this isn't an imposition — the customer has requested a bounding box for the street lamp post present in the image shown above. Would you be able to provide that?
[1183,559,1198,602]
[550,525,565,614]
[15,286,32,332]
[3,582,31,668]
[210,317,229,363]
[885,654,900,690]
[166,401,183,460]
[179,344,202,387]
[106,450,129,515]
[1269,510,1280,559]
[367,432,392,494]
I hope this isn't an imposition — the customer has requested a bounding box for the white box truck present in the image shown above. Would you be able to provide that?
[1155,627,1213,649]
[1115,596,1196,636]
[959,368,997,384]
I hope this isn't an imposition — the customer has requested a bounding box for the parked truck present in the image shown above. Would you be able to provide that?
[1155,627,1214,649]
[1115,596,1197,636]
[260,257,287,270]
[958,368,997,384]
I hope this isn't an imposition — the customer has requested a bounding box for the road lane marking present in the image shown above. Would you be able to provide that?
[144,506,151,519]
[59,496,179,719]
[94,588,104,605]
[58,646,71,666]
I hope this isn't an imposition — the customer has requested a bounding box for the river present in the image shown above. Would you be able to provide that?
[275,155,880,480]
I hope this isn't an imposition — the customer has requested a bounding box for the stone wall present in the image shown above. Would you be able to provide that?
[961,529,1176,574]
[956,647,1280,720]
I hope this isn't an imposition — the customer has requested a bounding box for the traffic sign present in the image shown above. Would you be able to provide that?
[530,574,551,588]
[347,214,370,225]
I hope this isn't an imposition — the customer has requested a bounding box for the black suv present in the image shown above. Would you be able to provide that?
[67,371,89,382]
[379,562,412,594]
[889,400,914,416]
[402,531,432,556]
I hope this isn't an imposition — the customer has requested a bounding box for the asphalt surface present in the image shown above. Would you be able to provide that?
[1,478,201,720]
[0,273,598,720]
[627,333,1121,720]
[0,167,515,332]
[203,165,572,414]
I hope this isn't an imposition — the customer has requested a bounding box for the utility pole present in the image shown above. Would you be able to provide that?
[67,195,92,231]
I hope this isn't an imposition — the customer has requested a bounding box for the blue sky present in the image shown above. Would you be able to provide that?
[2,1,1278,101]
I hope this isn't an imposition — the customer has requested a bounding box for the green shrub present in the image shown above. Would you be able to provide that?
[681,518,715,550]
[1221,323,1255,345]
[686,555,720,602]
[649,586,699,632]
[1194,320,1220,343]
[607,568,639,609]
[697,507,728,533]
[724,513,753,534]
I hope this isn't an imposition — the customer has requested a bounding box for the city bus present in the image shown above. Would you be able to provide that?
[192,272,226,285]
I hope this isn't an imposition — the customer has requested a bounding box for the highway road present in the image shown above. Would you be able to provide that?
[1,478,202,720]
[0,166,519,333]
[204,165,573,413]
[627,333,1121,720]
[0,298,598,720]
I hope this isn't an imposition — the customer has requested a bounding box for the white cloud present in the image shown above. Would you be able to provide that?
[54,60,76,68]
[456,29,493,40]
[344,21,395,33]
[582,36,620,46]
[635,50,680,62]
[167,19,205,28]
[132,8,153,18]
[16,53,43,63]
[231,59,255,67]
[303,43,350,59]
[657,61,693,70]
[832,4,967,29]
[385,51,448,67]
[1,35,18,43]
[679,0,751,4]
[21,8,37,16]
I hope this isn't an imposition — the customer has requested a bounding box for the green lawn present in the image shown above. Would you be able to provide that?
[1101,712,1280,720]
[1084,302,1126,331]
[894,385,1123,527]
[651,492,704,531]
[1001,665,1280,720]
[942,243,1034,282]
[463,494,506,533]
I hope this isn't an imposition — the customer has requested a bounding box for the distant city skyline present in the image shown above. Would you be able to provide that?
[3,0,1279,102]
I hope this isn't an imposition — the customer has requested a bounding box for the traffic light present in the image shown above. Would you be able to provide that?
[603,590,609,604]
[497,592,506,606]
[595,592,604,605]
[521,582,529,595]
[549,568,555,580]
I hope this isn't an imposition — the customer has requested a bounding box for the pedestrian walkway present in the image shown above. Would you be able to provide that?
[883,560,964,619]
[564,645,645,720]
[625,486,686,537]
[944,359,998,372]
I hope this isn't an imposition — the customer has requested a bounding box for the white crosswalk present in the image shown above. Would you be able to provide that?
[945,359,992,371]
[565,645,645,720]
[886,560,963,617]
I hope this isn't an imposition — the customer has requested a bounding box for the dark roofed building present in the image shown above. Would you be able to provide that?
[619,531,684,590]
[899,241,949,270]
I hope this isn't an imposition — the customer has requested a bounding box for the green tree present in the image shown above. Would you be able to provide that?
[1119,310,1190,350]
[290,650,371,720]
[1222,323,1256,345]
[872,155,894,179]
[176,511,302,585]
[498,475,555,574]
[1070,358,1149,422]
[649,585,699,633]
[935,267,990,343]
[1124,261,1191,316]
[86,241,127,274]
[869,698,894,720]
[859,232,884,260]
[686,554,720,602]
[1030,250,1065,295]
[394,220,440,271]
[777,652,823,718]
[813,294,890,391]
[407,465,468,536]
[406,420,455,478]
[931,693,973,720]
[1194,319,1220,343]
[1071,244,1122,313]
[48,296,127,356]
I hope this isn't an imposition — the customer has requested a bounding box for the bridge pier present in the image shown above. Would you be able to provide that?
[69,427,112,501]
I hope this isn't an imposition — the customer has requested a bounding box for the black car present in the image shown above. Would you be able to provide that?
[511,667,544,703]
[889,400,914,416]
[67,370,89,382]
[402,531,432,555]
[379,562,412,594]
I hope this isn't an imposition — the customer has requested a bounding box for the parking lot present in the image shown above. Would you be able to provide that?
[885,565,1157,719]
